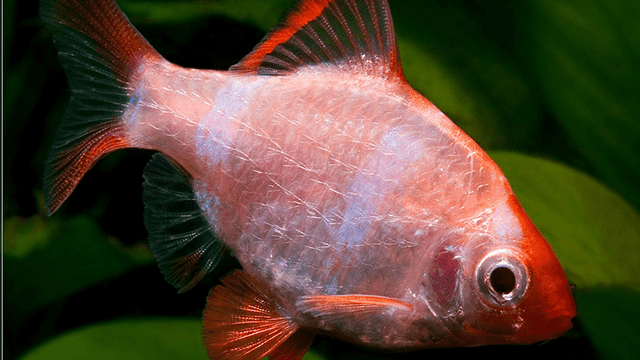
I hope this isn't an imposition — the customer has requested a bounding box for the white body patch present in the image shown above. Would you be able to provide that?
[195,79,262,165]
[336,126,424,247]
[492,202,523,241]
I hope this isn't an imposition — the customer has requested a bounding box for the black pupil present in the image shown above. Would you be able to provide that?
[490,266,516,294]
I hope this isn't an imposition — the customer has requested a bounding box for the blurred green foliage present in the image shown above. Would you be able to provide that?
[18,319,208,360]
[3,0,639,359]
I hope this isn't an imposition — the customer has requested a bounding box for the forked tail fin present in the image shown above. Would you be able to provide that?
[40,0,162,214]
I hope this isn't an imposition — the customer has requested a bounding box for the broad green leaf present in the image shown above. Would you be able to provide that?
[575,287,640,360]
[17,318,328,360]
[4,216,154,326]
[514,0,640,212]
[491,151,640,360]
[18,318,207,360]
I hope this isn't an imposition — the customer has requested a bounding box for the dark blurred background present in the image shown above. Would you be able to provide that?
[4,0,639,359]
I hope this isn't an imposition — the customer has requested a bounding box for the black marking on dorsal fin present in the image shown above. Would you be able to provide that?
[230,0,405,80]
[142,153,225,293]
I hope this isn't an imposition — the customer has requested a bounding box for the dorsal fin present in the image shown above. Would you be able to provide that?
[142,153,225,293]
[230,0,404,80]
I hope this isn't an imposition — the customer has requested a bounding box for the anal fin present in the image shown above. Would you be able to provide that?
[203,270,314,360]
[267,329,315,360]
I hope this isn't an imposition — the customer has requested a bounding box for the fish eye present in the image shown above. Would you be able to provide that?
[490,266,516,294]
[476,250,528,307]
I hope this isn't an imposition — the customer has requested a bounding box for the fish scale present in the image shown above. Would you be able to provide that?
[41,0,576,358]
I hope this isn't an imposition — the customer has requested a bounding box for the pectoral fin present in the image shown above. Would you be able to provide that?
[296,294,413,322]
[142,153,225,293]
[203,270,314,360]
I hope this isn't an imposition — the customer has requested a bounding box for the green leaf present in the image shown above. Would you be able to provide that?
[17,318,331,360]
[575,287,640,360]
[515,0,640,212]
[18,318,207,360]
[4,216,154,325]
[491,151,640,360]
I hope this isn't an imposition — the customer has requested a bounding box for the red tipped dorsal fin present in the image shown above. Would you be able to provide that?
[296,294,413,323]
[40,0,162,214]
[203,271,315,360]
[230,0,404,81]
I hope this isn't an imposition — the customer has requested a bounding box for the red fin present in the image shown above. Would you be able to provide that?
[40,0,162,214]
[268,329,315,360]
[45,121,129,214]
[296,294,413,320]
[41,0,158,70]
[230,0,404,80]
[203,271,309,360]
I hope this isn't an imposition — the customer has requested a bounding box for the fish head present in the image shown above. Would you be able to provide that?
[418,193,577,346]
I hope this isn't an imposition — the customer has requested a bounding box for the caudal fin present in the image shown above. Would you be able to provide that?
[40,0,162,214]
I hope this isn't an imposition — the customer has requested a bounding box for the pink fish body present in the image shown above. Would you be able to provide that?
[41,0,576,359]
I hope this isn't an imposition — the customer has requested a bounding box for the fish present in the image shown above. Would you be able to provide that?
[40,0,577,359]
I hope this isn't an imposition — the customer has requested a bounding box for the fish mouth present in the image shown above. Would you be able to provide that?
[493,314,574,345]
[544,315,575,337]
[522,311,575,343]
